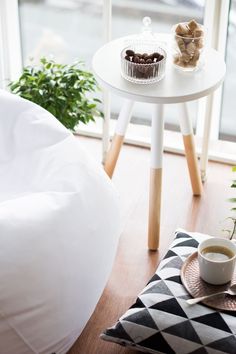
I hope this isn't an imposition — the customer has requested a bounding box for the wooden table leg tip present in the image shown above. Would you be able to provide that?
[148,240,159,251]
[104,169,113,179]
[148,247,158,252]
[193,192,202,197]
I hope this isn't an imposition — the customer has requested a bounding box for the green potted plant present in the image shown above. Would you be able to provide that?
[223,166,236,240]
[9,57,103,131]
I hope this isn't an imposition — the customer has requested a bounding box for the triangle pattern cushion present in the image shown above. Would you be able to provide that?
[101,230,236,354]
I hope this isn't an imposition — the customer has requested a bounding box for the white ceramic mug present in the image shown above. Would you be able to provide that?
[198,237,236,285]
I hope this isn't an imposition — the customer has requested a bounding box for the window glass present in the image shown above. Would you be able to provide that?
[19,0,103,65]
[220,0,236,142]
[19,0,204,131]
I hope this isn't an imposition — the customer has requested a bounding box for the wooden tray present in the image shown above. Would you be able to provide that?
[181,251,236,311]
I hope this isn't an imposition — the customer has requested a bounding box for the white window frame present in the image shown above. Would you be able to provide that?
[196,0,232,175]
[0,0,22,89]
[196,0,230,140]
[102,0,112,163]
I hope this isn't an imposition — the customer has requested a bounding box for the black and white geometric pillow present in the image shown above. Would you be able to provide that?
[101,230,236,354]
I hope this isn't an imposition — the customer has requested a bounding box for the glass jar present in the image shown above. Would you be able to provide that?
[121,45,166,84]
[120,17,167,84]
[172,21,205,72]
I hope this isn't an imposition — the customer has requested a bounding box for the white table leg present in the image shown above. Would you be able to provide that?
[104,99,134,178]
[179,103,202,196]
[200,93,214,182]
[148,104,164,251]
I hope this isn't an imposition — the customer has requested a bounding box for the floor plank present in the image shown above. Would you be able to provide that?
[68,136,234,354]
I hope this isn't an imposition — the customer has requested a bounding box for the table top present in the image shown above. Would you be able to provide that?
[92,34,226,104]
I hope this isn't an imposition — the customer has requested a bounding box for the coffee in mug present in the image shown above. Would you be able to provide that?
[198,237,236,285]
[201,245,234,262]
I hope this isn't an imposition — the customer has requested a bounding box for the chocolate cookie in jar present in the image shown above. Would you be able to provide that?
[172,19,205,72]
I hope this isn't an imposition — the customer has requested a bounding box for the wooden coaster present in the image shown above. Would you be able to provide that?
[181,251,236,311]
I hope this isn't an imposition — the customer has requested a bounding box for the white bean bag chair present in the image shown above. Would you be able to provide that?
[0,90,121,354]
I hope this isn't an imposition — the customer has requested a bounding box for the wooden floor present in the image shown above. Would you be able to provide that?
[68,136,233,354]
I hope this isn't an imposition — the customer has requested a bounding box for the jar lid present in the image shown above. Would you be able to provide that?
[141,17,154,39]
[125,17,158,47]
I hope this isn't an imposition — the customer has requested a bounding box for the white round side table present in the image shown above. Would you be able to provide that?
[92,35,226,250]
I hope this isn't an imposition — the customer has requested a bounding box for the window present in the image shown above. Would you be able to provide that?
[7,0,234,162]
[220,0,236,142]
[19,0,205,131]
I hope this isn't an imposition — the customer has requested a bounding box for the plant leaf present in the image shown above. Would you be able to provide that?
[9,56,101,130]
